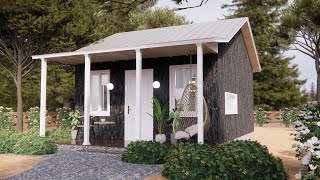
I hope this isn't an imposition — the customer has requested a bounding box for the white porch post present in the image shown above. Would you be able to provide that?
[135,49,142,141]
[83,54,91,145]
[40,58,47,137]
[196,43,204,144]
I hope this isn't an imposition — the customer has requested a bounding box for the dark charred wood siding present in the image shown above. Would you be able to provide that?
[215,31,254,143]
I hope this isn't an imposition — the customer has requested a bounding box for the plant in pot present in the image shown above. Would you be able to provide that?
[167,111,177,144]
[148,97,167,144]
[69,109,81,140]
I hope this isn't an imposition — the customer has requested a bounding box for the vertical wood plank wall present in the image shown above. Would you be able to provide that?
[216,31,254,143]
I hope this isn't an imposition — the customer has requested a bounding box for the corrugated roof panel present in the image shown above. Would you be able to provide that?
[77,18,248,52]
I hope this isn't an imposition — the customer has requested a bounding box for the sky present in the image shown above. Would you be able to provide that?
[156,0,316,91]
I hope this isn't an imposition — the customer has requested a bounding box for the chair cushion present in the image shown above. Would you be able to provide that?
[185,124,198,137]
[175,131,190,140]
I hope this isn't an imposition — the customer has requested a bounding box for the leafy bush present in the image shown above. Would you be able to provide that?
[162,143,214,180]
[121,141,168,164]
[13,131,57,155]
[254,108,270,126]
[210,141,288,180]
[48,127,71,141]
[27,107,40,128]
[57,108,80,129]
[0,106,14,129]
[280,108,300,127]
[0,129,22,153]
[162,141,287,180]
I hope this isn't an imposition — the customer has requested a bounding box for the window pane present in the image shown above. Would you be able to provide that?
[172,66,197,109]
[91,74,100,111]
[102,85,108,111]
[101,74,109,111]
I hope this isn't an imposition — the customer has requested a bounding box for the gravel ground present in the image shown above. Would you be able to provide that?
[6,150,162,180]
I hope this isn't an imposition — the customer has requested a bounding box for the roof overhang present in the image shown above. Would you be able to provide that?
[32,18,261,73]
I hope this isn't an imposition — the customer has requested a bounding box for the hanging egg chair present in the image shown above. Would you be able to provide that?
[173,83,210,140]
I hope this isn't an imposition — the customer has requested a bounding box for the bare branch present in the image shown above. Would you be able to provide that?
[174,0,208,11]
[292,44,315,59]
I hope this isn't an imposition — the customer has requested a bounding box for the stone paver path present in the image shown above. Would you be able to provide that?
[7,150,162,180]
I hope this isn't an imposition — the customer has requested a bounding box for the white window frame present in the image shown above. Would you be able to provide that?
[90,70,111,116]
[169,64,197,111]
[225,92,238,115]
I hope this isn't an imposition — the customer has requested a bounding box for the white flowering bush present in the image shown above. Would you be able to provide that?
[292,103,320,179]
[0,106,14,129]
[279,108,300,127]
[27,107,40,128]
[254,108,270,126]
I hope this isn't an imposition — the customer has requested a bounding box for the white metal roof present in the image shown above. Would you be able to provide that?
[32,17,261,72]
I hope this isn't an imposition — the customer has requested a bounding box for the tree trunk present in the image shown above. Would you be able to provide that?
[317,72,320,101]
[16,65,23,131]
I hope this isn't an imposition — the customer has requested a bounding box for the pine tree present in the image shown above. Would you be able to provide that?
[222,0,307,110]
[310,82,316,101]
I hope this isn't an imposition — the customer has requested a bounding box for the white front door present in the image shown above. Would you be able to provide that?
[125,69,153,146]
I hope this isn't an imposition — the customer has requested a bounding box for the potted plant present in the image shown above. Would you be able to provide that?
[69,109,81,140]
[148,97,167,144]
[167,111,177,144]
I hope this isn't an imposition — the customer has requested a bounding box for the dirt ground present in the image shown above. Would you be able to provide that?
[0,155,47,179]
[252,123,307,180]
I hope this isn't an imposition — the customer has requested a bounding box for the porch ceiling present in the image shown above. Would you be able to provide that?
[43,43,215,65]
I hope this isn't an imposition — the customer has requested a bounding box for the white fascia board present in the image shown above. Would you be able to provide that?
[32,38,227,60]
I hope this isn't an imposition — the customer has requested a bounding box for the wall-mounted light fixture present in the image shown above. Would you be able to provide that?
[107,83,114,90]
[153,81,160,89]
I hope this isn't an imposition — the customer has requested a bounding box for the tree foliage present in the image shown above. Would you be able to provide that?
[0,0,98,130]
[223,0,307,110]
[0,1,189,112]
[281,0,320,100]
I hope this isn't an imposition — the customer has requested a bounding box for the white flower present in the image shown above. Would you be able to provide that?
[301,152,312,165]
[317,122,320,127]
[301,128,310,135]
[309,164,317,170]
[313,151,320,158]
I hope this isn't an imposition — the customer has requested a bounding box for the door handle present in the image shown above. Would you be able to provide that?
[128,106,130,114]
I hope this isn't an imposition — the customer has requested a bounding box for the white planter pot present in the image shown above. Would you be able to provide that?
[71,129,78,140]
[170,133,177,144]
[155,134,166,144]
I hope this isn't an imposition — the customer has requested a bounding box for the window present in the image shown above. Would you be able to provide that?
[225,92,238,115]
[169,65,197,111]
[90,70,110,116]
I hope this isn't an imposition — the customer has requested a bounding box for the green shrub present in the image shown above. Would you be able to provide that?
[162,141,288,180]
[280,108,300,127]
[254,108,270,126]
[162,143,214,180]
[210,141,288,180]
[121,141,168,164]
[57,108,80,129]
[0,106,14,129]
[13,130,57,155]
[48,127,71,141]
[0,129,22,153]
